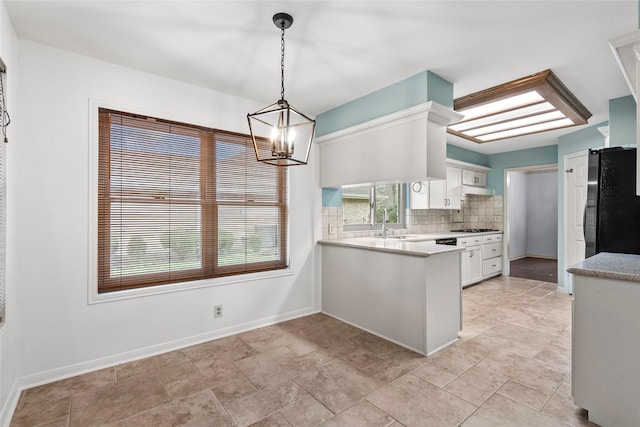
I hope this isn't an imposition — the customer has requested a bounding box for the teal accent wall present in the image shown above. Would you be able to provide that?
[447,144,490,167]
[322,188,342,207]
[486,145,559,196]
[315,70,453,137]
[609,95,637,146]
[556,121,607,291]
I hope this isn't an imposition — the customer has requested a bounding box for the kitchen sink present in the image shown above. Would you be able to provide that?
[388,235,420,240]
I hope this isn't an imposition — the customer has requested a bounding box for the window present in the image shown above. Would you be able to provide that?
[342,183,403,230]
[98,109,288,293]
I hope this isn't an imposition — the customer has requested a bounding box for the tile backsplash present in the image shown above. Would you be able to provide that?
[322,195,503,240]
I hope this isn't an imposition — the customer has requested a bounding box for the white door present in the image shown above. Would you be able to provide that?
[564,151,588,294]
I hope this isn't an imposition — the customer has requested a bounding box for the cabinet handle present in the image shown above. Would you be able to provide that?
[492,249,497,252]
[469,252,473,258]
[492,264,497,267]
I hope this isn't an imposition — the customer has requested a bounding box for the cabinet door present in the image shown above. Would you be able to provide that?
[462,169,476,186]
[429,179,446,209]
[475,171,487,187]
[446,166,461,209]
[409,182,429,209]
[462,169,487,187]
[461,246,482,287]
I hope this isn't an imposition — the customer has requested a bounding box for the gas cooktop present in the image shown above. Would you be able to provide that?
[450,228,500,233]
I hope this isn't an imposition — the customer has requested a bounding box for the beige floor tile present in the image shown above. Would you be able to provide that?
[212,374,258,407]
[10,396,71,427]
[411,362,458,388]
[158,360,199,384]
[69,373,168,426]
[483,323,556,349]
[279,396,333,426]
[116,350,190,380]
[500,339,550,359]
[340,347,384,369]
[534,340,572,370]
[320,401,395,427]
[250,331,319,356]
[444,366,508,405]
[122,389,231,426]
[348,332,405,360]
[222,380,308,427]
[234,346,305,389]
[454,333,508,359]
[22,368,116,406]
[183,336,257,364]
[363,349,427,383]
[293,359,386,414]
[496,380,550,410]
[249,413,292,426]
[461,394,567,427]
[35,416,71,427]
[193,357,247,385]
[542,383,597,426]
[477,348,567,394]
[368,374,476,426]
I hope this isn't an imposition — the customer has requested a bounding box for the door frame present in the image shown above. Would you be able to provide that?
[562,150,588,295]
[502,163,558,278]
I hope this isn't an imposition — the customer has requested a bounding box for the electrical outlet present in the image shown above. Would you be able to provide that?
[328,223,335,235]
[214,304,223,318]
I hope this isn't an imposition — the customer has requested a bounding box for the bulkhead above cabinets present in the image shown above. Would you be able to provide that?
[315,102,463,188]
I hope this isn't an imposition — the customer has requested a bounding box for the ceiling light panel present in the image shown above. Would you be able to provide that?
[448,70,591,144]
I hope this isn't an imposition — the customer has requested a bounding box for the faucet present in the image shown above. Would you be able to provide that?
[381,208,388,238]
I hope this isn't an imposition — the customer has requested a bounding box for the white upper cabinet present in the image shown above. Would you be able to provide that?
[409,181,430,209]
[316,102,463,188]
[462,169,487,187]
[429,165,461,209]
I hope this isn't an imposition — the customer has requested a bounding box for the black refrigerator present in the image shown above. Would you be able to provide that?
[584,146,640,257]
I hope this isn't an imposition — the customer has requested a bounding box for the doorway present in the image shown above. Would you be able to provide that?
[504,165,558,284]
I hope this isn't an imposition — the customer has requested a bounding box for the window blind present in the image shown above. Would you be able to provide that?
[98,109,288,293]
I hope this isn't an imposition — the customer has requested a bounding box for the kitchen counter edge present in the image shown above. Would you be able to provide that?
[317,238,464,258]
[567,252,640,283]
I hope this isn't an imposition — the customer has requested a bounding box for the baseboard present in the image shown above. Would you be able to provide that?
[3,306,318,425]
[0,380,21,427]
[510,254,558,261]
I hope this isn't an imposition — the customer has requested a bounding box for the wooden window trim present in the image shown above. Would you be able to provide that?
[97,108,288,293]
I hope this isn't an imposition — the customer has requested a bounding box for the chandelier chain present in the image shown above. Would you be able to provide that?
[280,22,285,101]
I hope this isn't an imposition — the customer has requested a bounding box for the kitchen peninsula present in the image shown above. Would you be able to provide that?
[319,237,464,356]
[568,252,640,427]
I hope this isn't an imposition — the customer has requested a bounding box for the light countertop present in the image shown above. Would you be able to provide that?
[318,237,464,257]
[567,252,640,283]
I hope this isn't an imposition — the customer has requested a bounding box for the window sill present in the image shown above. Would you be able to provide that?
[88,268,294,305]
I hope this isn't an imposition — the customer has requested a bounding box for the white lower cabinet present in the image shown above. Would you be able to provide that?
[458,236,483,287]
[482,233,503,279]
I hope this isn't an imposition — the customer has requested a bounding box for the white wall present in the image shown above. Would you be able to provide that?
[525,171,558,257]
[12,40,319,390]
[508,171,527,259]
[0,1,20,423]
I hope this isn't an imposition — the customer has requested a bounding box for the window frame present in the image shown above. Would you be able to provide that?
[90,102,291,300]
[342,183,406,232]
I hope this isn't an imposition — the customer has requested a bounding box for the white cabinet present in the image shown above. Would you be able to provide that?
[482,233,503,278]
[458,236,483,287]
[316,102,462,188]
[570,266,640,426]
[409,181,430,209]
[462,169,487,187]
[429,165,461,209]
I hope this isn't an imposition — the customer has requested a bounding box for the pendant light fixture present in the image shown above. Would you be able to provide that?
[247,13,316,166]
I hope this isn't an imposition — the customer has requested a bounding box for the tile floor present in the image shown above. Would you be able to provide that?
[11,276,596,426]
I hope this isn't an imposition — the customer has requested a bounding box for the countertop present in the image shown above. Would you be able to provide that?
[567,252,640,283]
[318,237,464,257]
[318,230,502,257]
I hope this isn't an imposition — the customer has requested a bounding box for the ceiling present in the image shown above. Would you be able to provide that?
[4,1,637,154]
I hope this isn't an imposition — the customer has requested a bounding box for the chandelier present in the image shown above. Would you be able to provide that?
[247,13,316,166]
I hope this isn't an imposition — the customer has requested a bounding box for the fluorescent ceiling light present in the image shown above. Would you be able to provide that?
[448,70,591,144]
